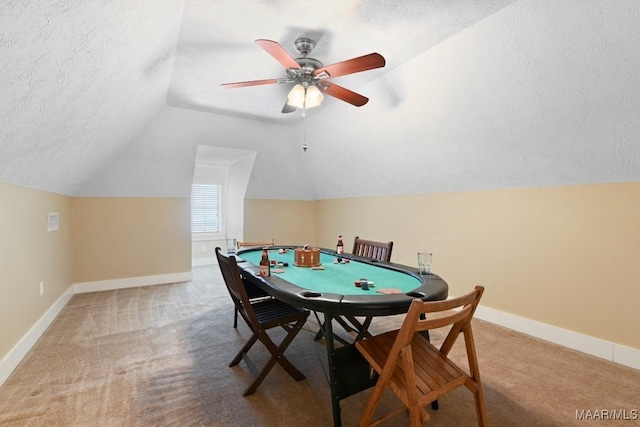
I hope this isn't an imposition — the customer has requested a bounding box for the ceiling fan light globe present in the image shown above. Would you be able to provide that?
[287,84,306,109]
[305,85,324,109]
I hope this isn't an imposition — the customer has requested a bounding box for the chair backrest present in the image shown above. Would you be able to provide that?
[394,286,484,357]
[237,239,275,249]
[355,285,487,426]
[352,236,393,262]
[215,247,256,324]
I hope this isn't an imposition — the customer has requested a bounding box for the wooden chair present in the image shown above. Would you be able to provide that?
[355,286,487,426]
[352,236,393,262]
[237,239,275,249]
[231,239,275,328]
[215,247,310,396]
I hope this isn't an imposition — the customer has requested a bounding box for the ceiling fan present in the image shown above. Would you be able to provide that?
[221,38,386,113]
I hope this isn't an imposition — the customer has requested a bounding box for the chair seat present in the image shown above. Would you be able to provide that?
[249,298,309,328]
[356,330,468,406]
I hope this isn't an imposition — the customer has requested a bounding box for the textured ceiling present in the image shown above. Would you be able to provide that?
[0,0,185,195]
[0,0,516,195]
[169,0,517,123]
[5,0,640,200]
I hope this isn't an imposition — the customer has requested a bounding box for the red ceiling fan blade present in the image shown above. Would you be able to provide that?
[313,52,385,79]
[320,81,369,107]
[255,39,301,70]
[220,78,280,88]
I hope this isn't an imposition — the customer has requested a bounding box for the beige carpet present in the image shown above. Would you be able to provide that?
[1,266,638,426]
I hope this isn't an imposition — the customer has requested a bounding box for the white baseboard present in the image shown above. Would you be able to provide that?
[475,305,640,371]
[0,271,193,387]
[613,343,640,370]
[192,257,216,267]
[72,271,193,294]
[0,286,74,387]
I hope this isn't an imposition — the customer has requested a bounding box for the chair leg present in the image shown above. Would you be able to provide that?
[419,313,439,412]
[357,381,387,427]
[358,345,409,427]
[229,334,258,367]
[242,318,307,396]
[474,387,489,427]
[233,308,238,328]
[269,318,307,380]
[400,347,421,427]
[463,325,488,426]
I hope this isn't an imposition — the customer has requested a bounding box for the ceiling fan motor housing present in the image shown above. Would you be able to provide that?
[293,38,323,84]
[294,37,316,55]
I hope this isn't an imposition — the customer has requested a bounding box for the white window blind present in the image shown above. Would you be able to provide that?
[191,184,221,234]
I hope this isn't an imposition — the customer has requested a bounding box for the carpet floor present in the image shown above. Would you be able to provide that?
[1,266,638,426]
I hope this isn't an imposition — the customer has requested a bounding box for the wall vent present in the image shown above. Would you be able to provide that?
[47,212,59,232]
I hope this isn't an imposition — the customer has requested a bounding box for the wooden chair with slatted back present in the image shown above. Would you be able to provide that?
[352,236,393,262]
[215,247,310,396]
[231,239,275,328]
[355,286,487,427]
[237,239,275,249]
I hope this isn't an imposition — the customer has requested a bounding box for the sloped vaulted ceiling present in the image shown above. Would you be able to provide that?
[301,0,640,199]
[0,0,185,195]
[2,0,640,199]
[1,0,517,197]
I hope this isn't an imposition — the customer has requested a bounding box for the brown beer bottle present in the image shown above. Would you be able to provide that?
[259,248,270,277]
[336,235,344,255]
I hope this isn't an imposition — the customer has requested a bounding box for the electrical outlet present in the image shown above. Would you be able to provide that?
[39,282,44,296]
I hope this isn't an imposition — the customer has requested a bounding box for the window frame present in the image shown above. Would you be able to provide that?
[191,183,223,240]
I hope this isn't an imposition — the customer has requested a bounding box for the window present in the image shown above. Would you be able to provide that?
[191,184,221,234]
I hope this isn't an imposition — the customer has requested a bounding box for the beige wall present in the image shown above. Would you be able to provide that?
[1,192,192,363]
[244,199,317,247]
[3,183,638,365]
[0,183,72,361]
[315,183,640,349]
[71,197,192,282]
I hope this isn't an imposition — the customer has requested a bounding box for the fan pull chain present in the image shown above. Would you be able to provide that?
[302,108,308,152]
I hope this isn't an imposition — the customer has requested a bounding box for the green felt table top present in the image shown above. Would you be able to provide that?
[237,248,422,296]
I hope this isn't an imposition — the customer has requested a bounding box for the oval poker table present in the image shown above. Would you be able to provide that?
[236,246,448,317]
[234,245,449,426]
